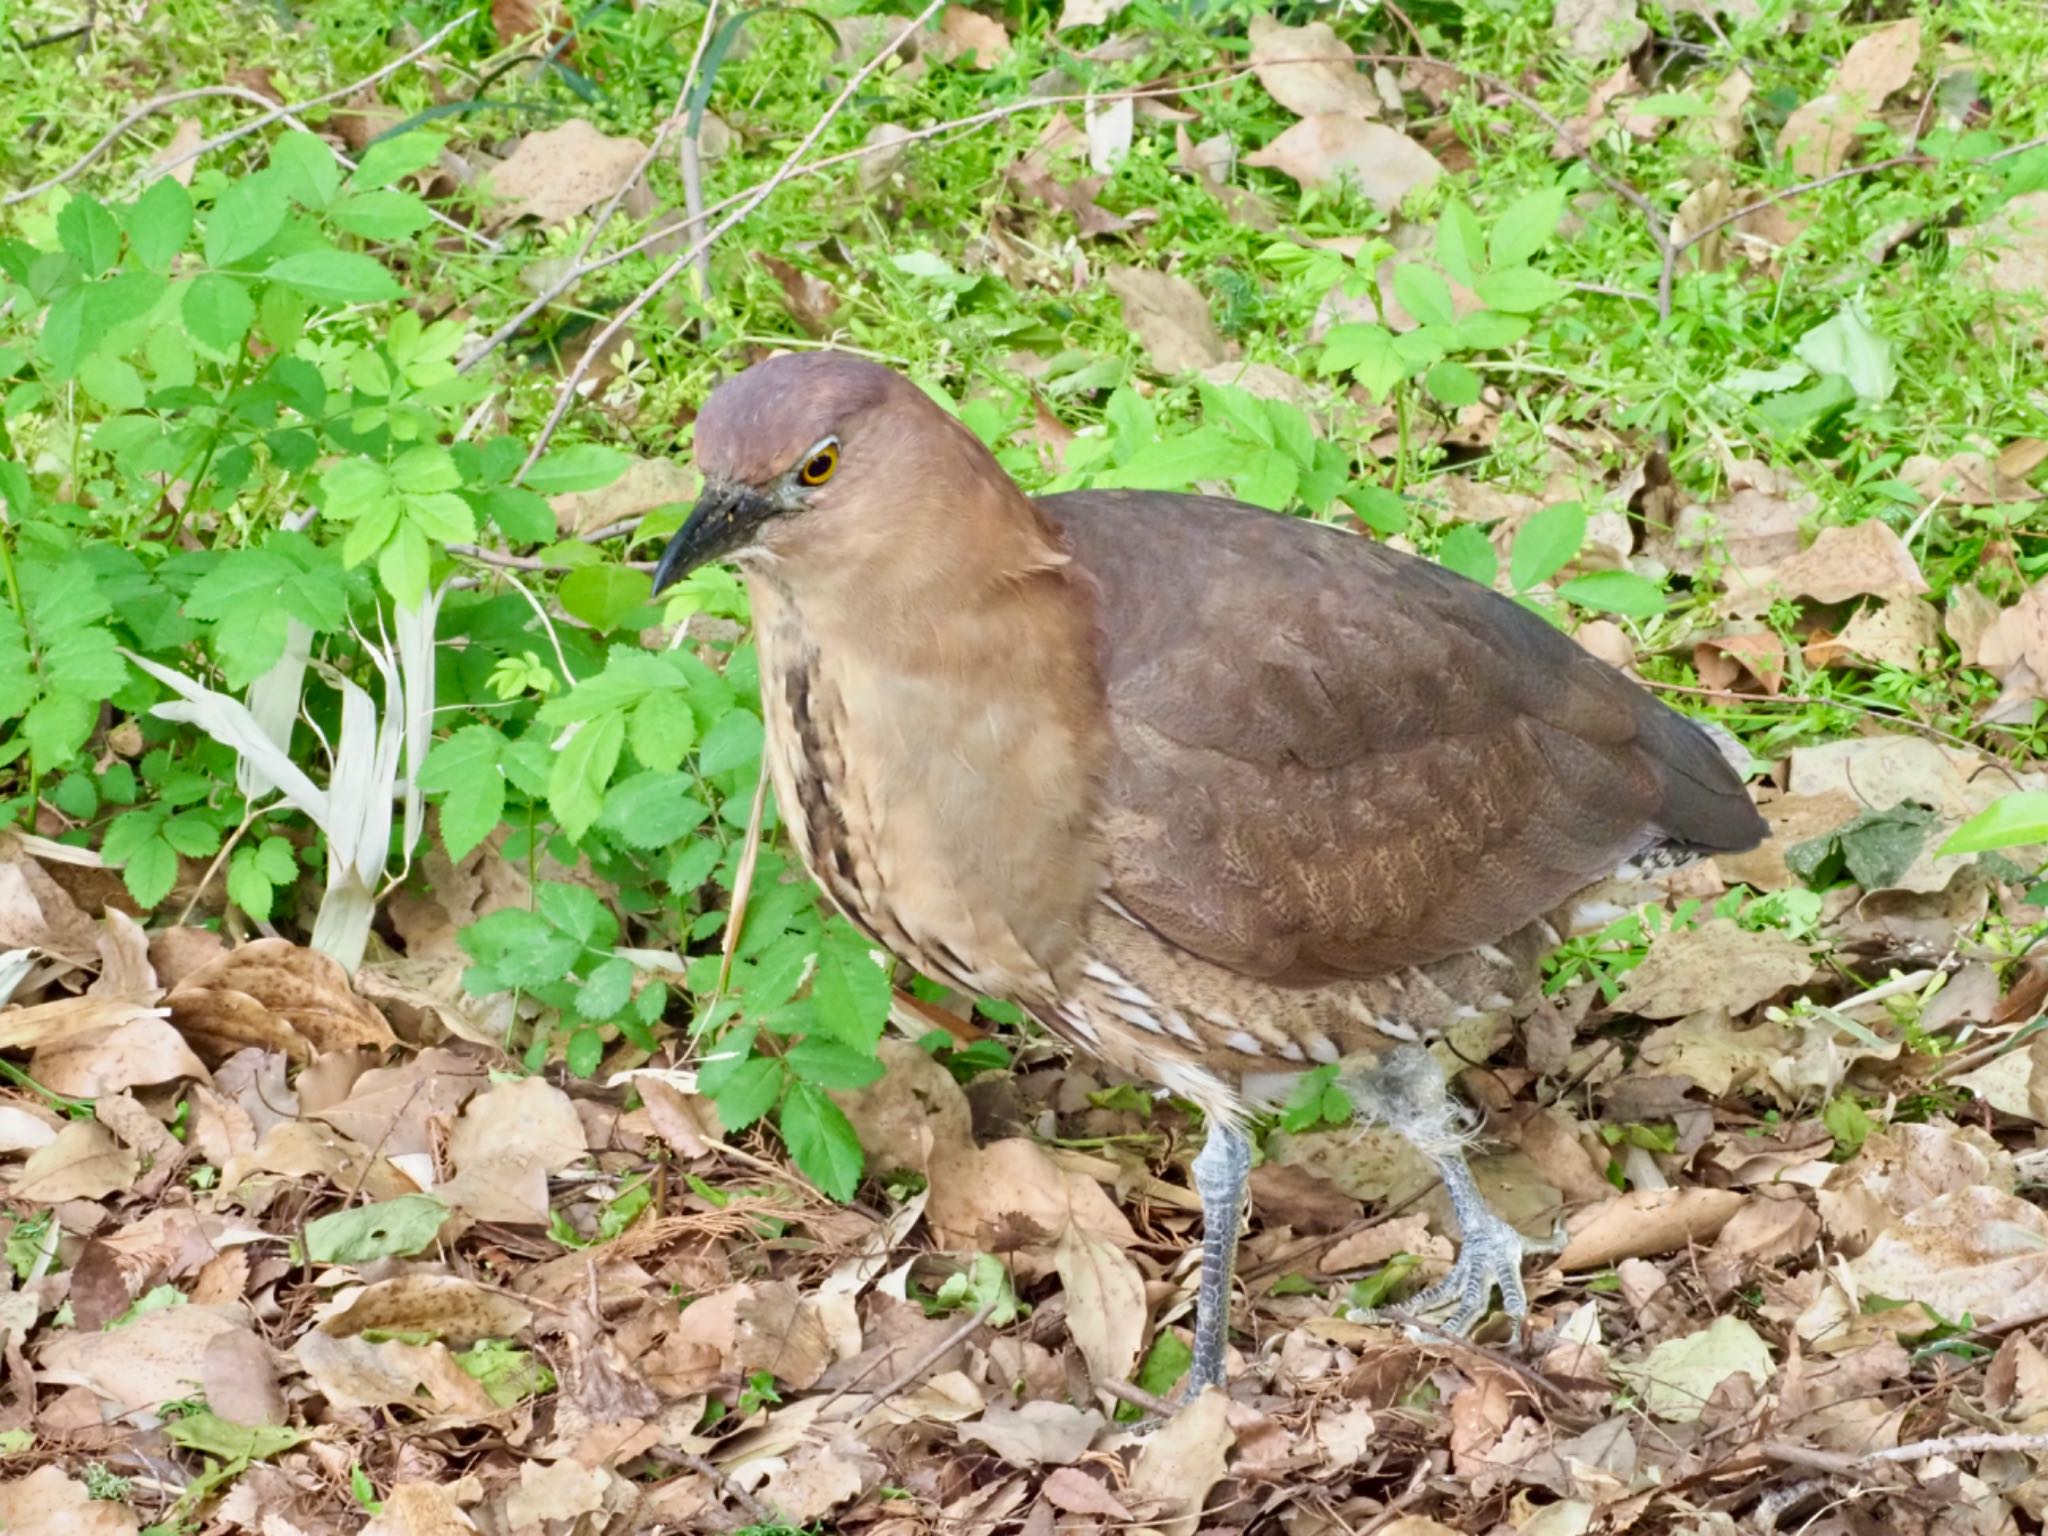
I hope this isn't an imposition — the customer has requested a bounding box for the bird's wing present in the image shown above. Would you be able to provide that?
[1038,490,1765,984]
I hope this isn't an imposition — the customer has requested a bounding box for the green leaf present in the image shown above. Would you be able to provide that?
[549,711,626,840]
[328,189,433,242]
[1319,322,1405,399]
[305,1195,448,1263]
[1450,311,1529,351]
[126,177,193,270]
[58,195,123,276]
[120,835,178,909]
[183,274,255,356]
[629,692,696,772]
[1424,359,1482,407]
[228,848,274,920]
[421,725,508,860]
[576,956,637,1020]
[1435,200,1484,286]
[713,1055,784,1132]
[204,172,289,267]
[1793,301,1897,405]
[1437,523,1498,589]
[1473,267,1567,314]
[1557,569,1668,617]
[270,131,343,210]
[560,566,652,634]
[566,1026,604,1077]
[523,445,632,495]
[785,1037,885,1089]
[1489,187,1566,269]
[477,486,555,544]
[78,354,145,411]
[162,1408,304,1464]
[1392,264,1456,328]
[266,249,404,303]
[597,770,709,848]
[780,1082,864,1199]
[162,812,222,858]
[697,709,763,776]
[1343,484,1407,536]
[1941,792,2048,855]
[350,130,447,191]
[1510,501,1586,592]
[376,520,431,607]
[810,920,891,1052]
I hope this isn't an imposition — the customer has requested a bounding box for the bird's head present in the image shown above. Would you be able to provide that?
[652,351,1025,594]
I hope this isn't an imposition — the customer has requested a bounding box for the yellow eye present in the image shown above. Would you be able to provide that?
[798,445,839,486]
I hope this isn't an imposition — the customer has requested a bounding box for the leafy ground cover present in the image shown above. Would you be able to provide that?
[3,0,2048,1529]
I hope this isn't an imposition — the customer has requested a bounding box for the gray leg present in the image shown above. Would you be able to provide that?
[1186,1117,1252,1395]
[1339,1044,1537,1344]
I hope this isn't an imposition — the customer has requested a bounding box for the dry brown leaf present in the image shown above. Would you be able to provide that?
[296,1330,503,1418]
[1559,1187,1745,1268]
[664,1280,834,1390]
[1054,1222,1147,1391]
[1128,1387,1232,1536]
[1247,14,1380,119]
[1838,596,1941,670]
[362,1482,483,1536]
[0,1467,142,1536]
[1901,448,2044,506]
[487,120,651,228]
[1780,18,1921,177]
[1055,0,1128,29]
[1244,116,1444,207]
[1103,266,1229,376]
[1723,519,1929,616]
[38,1305,258,1412]
[224,1117,421,1205]
[4,996,205,1100]
[169,938,394,1058]
[1975,578,2048,721]
[316,1274,534,1344]
[201,1323,287,1427]
[435,1074,586,1222]
[1041,1464,1131,1516]
[961,1401,1106,1466]
[1614,920,1814,1018]
[936,6,1009,67]
[1847,1184,2048,1328]
[756,254,842,338]
[1693,631,1787,698]
[9,1119,138,1201]
[1553,0,1648,63]
[1700,1191,1820,1298]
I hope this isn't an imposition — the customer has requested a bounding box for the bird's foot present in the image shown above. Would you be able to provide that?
[1349,1208,1563,1348]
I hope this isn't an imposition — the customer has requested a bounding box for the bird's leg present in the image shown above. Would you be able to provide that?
[1185,1116,1253,1396]
[1339,1043,1544,1344]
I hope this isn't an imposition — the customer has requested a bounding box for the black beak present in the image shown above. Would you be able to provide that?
[651,482,775,594]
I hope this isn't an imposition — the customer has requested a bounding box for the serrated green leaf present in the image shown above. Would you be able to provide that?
[255,835,299,882]
[697,709,762,776]
[1392,264,1456,328]
[576,956,636,1020]
[328,189,433,242]
[227,845,276,920]
[126,177,193,271]
[478,486,555,544]
[1437,523,1498,589]
[270,131,342,210]
[59,195,123,277]
[780,1082,864,1199]
[182,274,255,356]
[22,692,94,769]
[162,812,221,858]
[560,566,652,634]
[629,692,696,772]
[120,835,178,908]
[597,769,709,848]
[523,444,632,496]
[1473,267,1567,314]
[350,130,446,191]
[549,711,626,840]
[1424,359,1482,407]
[566,1025,604,1077]
[810,920,891,1052]
[1489,187,1566,269]
[1320,322,1405,398]
[714,1055,784,1131]
[1435,200,1484,285]
[204,172,288,267]
[1510,500,1587,592]
[266,249,404,303]
[785,1037,885,1089]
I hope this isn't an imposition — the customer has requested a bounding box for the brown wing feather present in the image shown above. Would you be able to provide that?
[1039,490,1765,985]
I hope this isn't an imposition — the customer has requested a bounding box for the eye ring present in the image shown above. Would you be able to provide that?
[798,444,839,486]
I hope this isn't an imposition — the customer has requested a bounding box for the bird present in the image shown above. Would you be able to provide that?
[649,350,1767,1400]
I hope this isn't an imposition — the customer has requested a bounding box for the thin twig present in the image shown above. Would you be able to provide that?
[1097,1377,1178,1419]
[1763,1428,2048,1474]
[6,86,288,208]
[511,0,946,481]
[833,1299,996,1417]
[667,1449,776,1524]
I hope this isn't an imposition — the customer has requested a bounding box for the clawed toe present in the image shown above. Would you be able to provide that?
[1348,1206,1548,1348]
